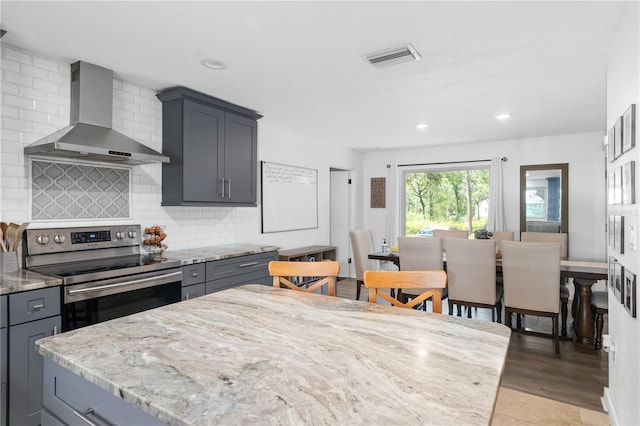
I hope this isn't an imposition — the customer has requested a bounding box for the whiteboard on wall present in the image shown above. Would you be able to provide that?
[261,161,318,233]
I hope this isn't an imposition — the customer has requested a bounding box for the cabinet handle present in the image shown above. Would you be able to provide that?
[191,271,198,278]
[239,261,259,268]
[227,178,231,198]
[72,408,113,426]
[220,178,226,198]
[53,325,58,335]
[31,303,44,311]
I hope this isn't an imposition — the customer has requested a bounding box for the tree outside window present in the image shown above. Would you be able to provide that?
[404,168,490,236]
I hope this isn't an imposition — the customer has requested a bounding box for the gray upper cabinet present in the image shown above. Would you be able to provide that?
[157,86,261,206]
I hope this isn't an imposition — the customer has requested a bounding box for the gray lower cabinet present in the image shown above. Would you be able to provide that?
[180,251,278,298]
[205,251,277,294]
[8,287,61,426]
[1,295,7,426]
[42,358,164,426]
[157,86,260,207]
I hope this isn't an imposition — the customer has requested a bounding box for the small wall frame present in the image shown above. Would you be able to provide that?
[370,177,386,208]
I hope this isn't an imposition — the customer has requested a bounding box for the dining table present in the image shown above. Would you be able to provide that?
[37,284,511,425]
[369,252,608,352]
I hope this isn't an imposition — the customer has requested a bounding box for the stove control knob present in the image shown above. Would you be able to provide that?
[115,231,124,240]
[127,230,137,239]
[54,234,66,244]
[36,235,49,245]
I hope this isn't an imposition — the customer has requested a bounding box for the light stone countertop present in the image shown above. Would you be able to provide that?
[0,268,62,295]
[164,244,279,265]
[37,284,511,426]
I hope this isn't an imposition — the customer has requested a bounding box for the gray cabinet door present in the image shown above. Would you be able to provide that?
[224,112,257,204]
[183,99,225,202]
[8,316,61,426]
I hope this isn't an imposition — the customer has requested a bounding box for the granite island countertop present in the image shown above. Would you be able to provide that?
[164,243,279,265]
[0,268,62,295]
[37,284,511,426]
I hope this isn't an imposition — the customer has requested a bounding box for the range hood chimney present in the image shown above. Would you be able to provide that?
[24,61,169,165]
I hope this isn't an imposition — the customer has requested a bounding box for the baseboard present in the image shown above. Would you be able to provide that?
[602,387,618,425]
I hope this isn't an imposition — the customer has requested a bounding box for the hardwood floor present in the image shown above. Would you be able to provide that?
[336,278,609,419]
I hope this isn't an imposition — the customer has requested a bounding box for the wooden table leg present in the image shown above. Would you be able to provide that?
[574,279,596,349]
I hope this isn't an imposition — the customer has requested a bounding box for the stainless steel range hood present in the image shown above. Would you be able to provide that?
[24,61,169,165]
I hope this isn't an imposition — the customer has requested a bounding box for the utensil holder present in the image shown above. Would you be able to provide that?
[0,251,19,273]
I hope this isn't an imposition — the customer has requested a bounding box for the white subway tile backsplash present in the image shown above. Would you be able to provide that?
[3,70,33,87]
[20,63,49,80]
[33,78,60,94]
[3,93,35,109]
[1,46,236,247]
[18,86,47,101]
[19,109,47,124]
[1,105,19,119]
[32,57,60,72]
[1,58,20,73]
[2,117,33,132]
[1,81,19,95]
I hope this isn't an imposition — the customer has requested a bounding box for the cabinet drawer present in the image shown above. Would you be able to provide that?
[1,383,6,426]
[181,283,206,301]
[43,359,164,426]
[206,251,277,280]
[9,287,61,326]
[182,263,206,286]
[206,269,272,294]
[0,295,6,328]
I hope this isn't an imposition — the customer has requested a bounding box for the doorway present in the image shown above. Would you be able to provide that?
[330,168,353,278]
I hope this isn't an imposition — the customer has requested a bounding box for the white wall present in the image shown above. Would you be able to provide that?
[362,132,607,261]
[0,44,363,252]
[604,2,640,424]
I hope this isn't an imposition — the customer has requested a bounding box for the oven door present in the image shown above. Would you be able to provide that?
[63,268,182,331]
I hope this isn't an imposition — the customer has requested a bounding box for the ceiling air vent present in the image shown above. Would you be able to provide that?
[366,44,421,69]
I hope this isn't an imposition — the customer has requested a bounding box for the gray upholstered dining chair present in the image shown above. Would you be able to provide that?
[521,231,569,335]
[444,238,502,322]
[501,240,561,357]
[490,231,514,255]
[397,236,446,309]
[350,229,379,301]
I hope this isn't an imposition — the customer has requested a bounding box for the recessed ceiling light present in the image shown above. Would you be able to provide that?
[200,58,227,70]
[496,113,511,120]
[416,123,428,130]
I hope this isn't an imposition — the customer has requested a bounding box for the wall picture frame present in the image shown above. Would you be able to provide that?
[622,161,635,204]
[615,116,623,159]
[614,259,624,302]
[608,125,616,162]
[614,166,622,205]
[614,215,625,254]
[624,269,637,317]
[609,256,615,289]
[622,104,636,154]
[370,177,386,208]
[608,171,615,205]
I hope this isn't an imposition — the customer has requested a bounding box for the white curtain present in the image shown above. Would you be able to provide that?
[486,157,507,232]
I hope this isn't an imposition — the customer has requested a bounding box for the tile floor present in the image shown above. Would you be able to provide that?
[493,387,610,426]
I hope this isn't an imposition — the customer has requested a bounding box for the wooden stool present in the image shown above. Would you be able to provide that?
[591,291,608,350]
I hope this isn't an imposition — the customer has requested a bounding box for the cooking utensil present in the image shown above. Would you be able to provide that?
[5,223,19,252]
[0,227,7,252]
[12,222,29,252]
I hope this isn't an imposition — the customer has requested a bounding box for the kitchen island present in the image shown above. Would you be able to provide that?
[37,284,511,425]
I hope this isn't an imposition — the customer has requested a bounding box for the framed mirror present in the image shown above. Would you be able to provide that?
[520,163,568,234]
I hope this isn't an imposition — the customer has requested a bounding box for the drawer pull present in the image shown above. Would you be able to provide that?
[72,408,113,426]
[191,271,199,278]
[239,261,259,268]
[31,303,44,311]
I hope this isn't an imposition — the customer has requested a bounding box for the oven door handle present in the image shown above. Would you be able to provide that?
[67,271,182,296]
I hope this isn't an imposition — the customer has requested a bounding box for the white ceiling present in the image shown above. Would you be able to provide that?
[0,1,628,151]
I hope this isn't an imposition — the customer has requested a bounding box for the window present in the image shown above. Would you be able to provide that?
[401,164,490,237]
